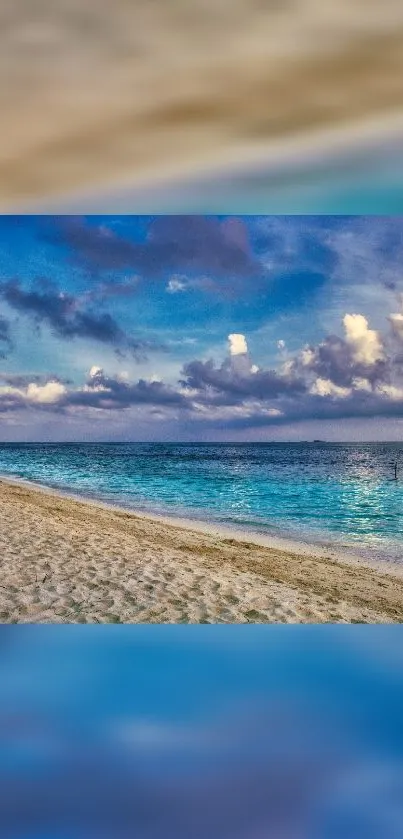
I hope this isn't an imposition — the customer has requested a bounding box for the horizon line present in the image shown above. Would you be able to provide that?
[1,440,403,446]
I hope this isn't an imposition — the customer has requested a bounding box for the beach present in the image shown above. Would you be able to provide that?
[1,477,403,624]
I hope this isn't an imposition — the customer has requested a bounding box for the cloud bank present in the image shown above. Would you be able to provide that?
[3,301,403,436]
[0,279,157,358]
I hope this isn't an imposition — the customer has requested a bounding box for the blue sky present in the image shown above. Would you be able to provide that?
[1,215,403,440]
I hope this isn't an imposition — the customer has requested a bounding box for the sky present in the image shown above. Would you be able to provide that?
[1,214,403,441]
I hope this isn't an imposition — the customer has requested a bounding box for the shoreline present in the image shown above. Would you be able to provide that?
[1,472,397,574]
[1,475,403,624]
[5,109,403,213]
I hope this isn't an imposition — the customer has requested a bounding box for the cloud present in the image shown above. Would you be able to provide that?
[310,378,351,399]
[5,306,403,432]
[167,276,187,294]
[26,381,67,405]
[180,356,305,403]
[0,315,12,356]
[45,217,141,272]
[144,216,255,280]
[228,334,248,356]
[389,297,403,343]
[324,217,403,293]
[227,334,254,377]
[292,314,387,388]
[179,312,403,429]
[343,314,384,366]
[89,366,103,379]
[390,312,403,340]
[0,367,187,415]
[0,377,69,412]
[0,372,71,388]
[67,368,187,411]
[377,383,403,401]
[0,279,154,358]
[48,216,256,284]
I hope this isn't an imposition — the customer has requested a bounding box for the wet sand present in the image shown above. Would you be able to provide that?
[1,478,403,624]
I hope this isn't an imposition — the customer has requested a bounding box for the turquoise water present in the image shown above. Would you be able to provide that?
[1,442,403,562]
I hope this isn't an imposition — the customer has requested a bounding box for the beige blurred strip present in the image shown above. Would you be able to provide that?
[1,0,403,205]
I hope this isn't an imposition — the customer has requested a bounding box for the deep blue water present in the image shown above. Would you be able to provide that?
[1,442,403,562]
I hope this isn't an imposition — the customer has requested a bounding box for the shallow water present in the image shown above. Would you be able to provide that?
[1,442,403,563]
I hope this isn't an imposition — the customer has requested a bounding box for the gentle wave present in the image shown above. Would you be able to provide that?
[1,442,403,563]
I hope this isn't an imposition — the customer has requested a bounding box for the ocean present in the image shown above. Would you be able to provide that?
[1,442,403,563]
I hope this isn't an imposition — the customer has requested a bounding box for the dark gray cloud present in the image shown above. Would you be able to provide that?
[65,369,187,411]
[0,314,12,356]
[0,372,71,388]
[44,216,140,272]
[0,369,187,414]
[48,216,257,283]
[178,314,403,428]
[147,216,255,278]
[210,390,403,431]
[181,357,305,401]
[0,279,154,357]
[292,334,388,388]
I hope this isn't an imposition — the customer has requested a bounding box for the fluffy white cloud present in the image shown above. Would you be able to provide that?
[376,383,403,401]
[26,381,67,404]
[89,366,103,378]
[343,314,384,365]
[310,378,351,398]
[0,380,66,407]
[300,347,316,367]
[228,334,248,356]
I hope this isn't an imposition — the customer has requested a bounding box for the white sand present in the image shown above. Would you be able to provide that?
[1,477,403,624]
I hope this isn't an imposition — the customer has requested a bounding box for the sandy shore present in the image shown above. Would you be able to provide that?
[1,477,403,624]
